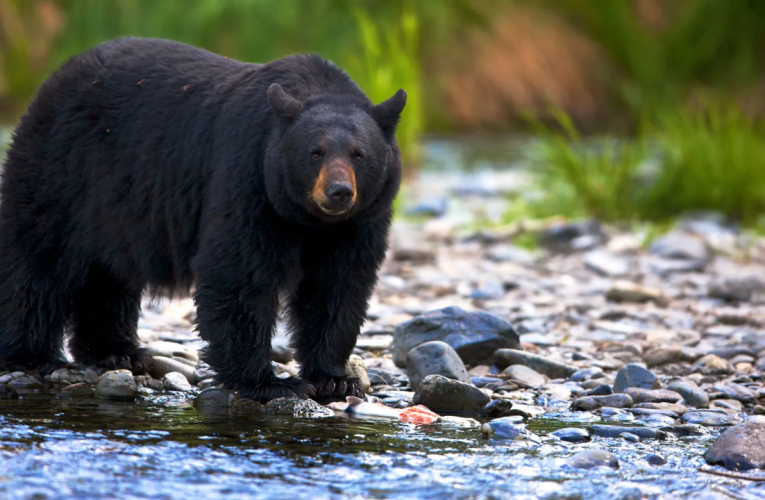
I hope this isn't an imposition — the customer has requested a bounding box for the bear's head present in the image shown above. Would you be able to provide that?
[265,83,406,224]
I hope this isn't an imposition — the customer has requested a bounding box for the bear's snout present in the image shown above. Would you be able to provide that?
[312,160,357,215]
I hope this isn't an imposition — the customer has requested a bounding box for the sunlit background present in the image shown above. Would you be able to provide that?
[1,0,764,229]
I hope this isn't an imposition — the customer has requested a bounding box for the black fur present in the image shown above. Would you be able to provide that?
[0,37,404,402]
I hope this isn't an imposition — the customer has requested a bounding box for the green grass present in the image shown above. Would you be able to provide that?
[524,106,765,226]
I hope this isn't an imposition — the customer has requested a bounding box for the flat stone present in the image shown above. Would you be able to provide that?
[588,425,664,440]
[606,281,669,306]
[502,365,546,387]
[406,341,469,391]
[264,397,334,418]
[393,307,521,367]
[624,388,681,404]
[682,410,732,426]
[150,356,197,384]
[665,379,709,408]
[613,364,658,393]
[705,422,765,470]
[583,250,630,277]
[47,367,99,385]
[418,375,490,413]
[145,340,199,362]
[572,394,633,411]
[567,450,619,469]
[345,354,371,394]
[7,375,43,392]
[163,372,193,392]
[633,402,688,416]
[551,428,590,443]
[95,370,137,400]
[660,424,710,436]
[0,372,25,385]
[713,382,757,404]
[643,346,683,367]
[493,349,577,379]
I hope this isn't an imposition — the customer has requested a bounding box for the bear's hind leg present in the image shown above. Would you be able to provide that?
[0,266,71,375]
[69,264,152,375]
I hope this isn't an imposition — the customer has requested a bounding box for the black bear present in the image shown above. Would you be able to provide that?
[0,37,405,402]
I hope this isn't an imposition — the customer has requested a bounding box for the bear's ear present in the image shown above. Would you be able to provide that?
[267,83,302,120]
[371,89,407,139]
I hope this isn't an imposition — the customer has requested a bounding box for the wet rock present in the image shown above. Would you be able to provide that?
[572,394,633,411]
[134,375,164,391]
[661,424,709,437]
[502,365,546,387]
[583,384,614,397]
[712,399,743,411]
[150,356,197,384]
[632,402,688,416]
[418,375,491,412]
[583,250,629,277]
[194,387,238,410]
[682,410,731,426]
[643,346,683,367]
[567,450,619,469]
[666,379,709,408]
[624,388,681,404]
[605,281,669,306]
[7,375,43,392]
[479,398,514,418]
[60,382,94,397]
[713,382,757,404]
[646,454,667,466]
[481,417,539,442]
[345,354,371,394]
[493,349,577,379]
[649,232,709,262]
[0,371,25,385]
[620,432,640,443]
[705,422,765,470]
[393,307,521,367]
[471,376,502,388]
[754,405,765,415]
[551,428,590,443]
[504,403,545,420]
[406,341,469,391]
[145,340,199,362]
[438,416,481,428]
[47,367,99,385]
[588,425,664,440]
[264,397,334,418]
[95,370,137,400]
[709,275,765,302]
[163,372,193,392]
[613,364,658,393]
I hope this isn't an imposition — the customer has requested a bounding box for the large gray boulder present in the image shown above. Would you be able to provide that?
[393,307,520,367]
[406,341,469,391]
[705,422,765,470]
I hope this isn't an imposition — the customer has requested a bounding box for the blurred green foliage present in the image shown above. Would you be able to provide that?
[527,105,765,226]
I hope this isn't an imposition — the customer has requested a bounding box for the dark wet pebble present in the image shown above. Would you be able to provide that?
[572,394,633,411]
[569,367,604,382]
[588,424,665,439]
[481,417,527,440]
[7,375,43,392]
[406,341,469,391]
[583,384,614,397]
[646,454,667,466]
[479,398,514,418]
[393,307,521,367]
[665,379,709,409]
[705,422,765,471]
[567,450,619,469]
[551,428,590,443]
[493,349,577,379]
[418,374,491,412]
[613,364,658,393]
[538,219,604,253]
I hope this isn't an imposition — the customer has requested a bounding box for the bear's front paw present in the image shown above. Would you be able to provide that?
[76,348,154,376]
[238,376,316,403]
[310,376,363,402]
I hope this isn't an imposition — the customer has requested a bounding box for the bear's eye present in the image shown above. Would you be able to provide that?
[311,151,322,160]
[353,153,363,163]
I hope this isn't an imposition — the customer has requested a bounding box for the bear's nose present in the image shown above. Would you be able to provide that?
[326,182,354,203]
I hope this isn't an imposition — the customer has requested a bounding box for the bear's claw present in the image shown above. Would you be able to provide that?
[311,376,363,402]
